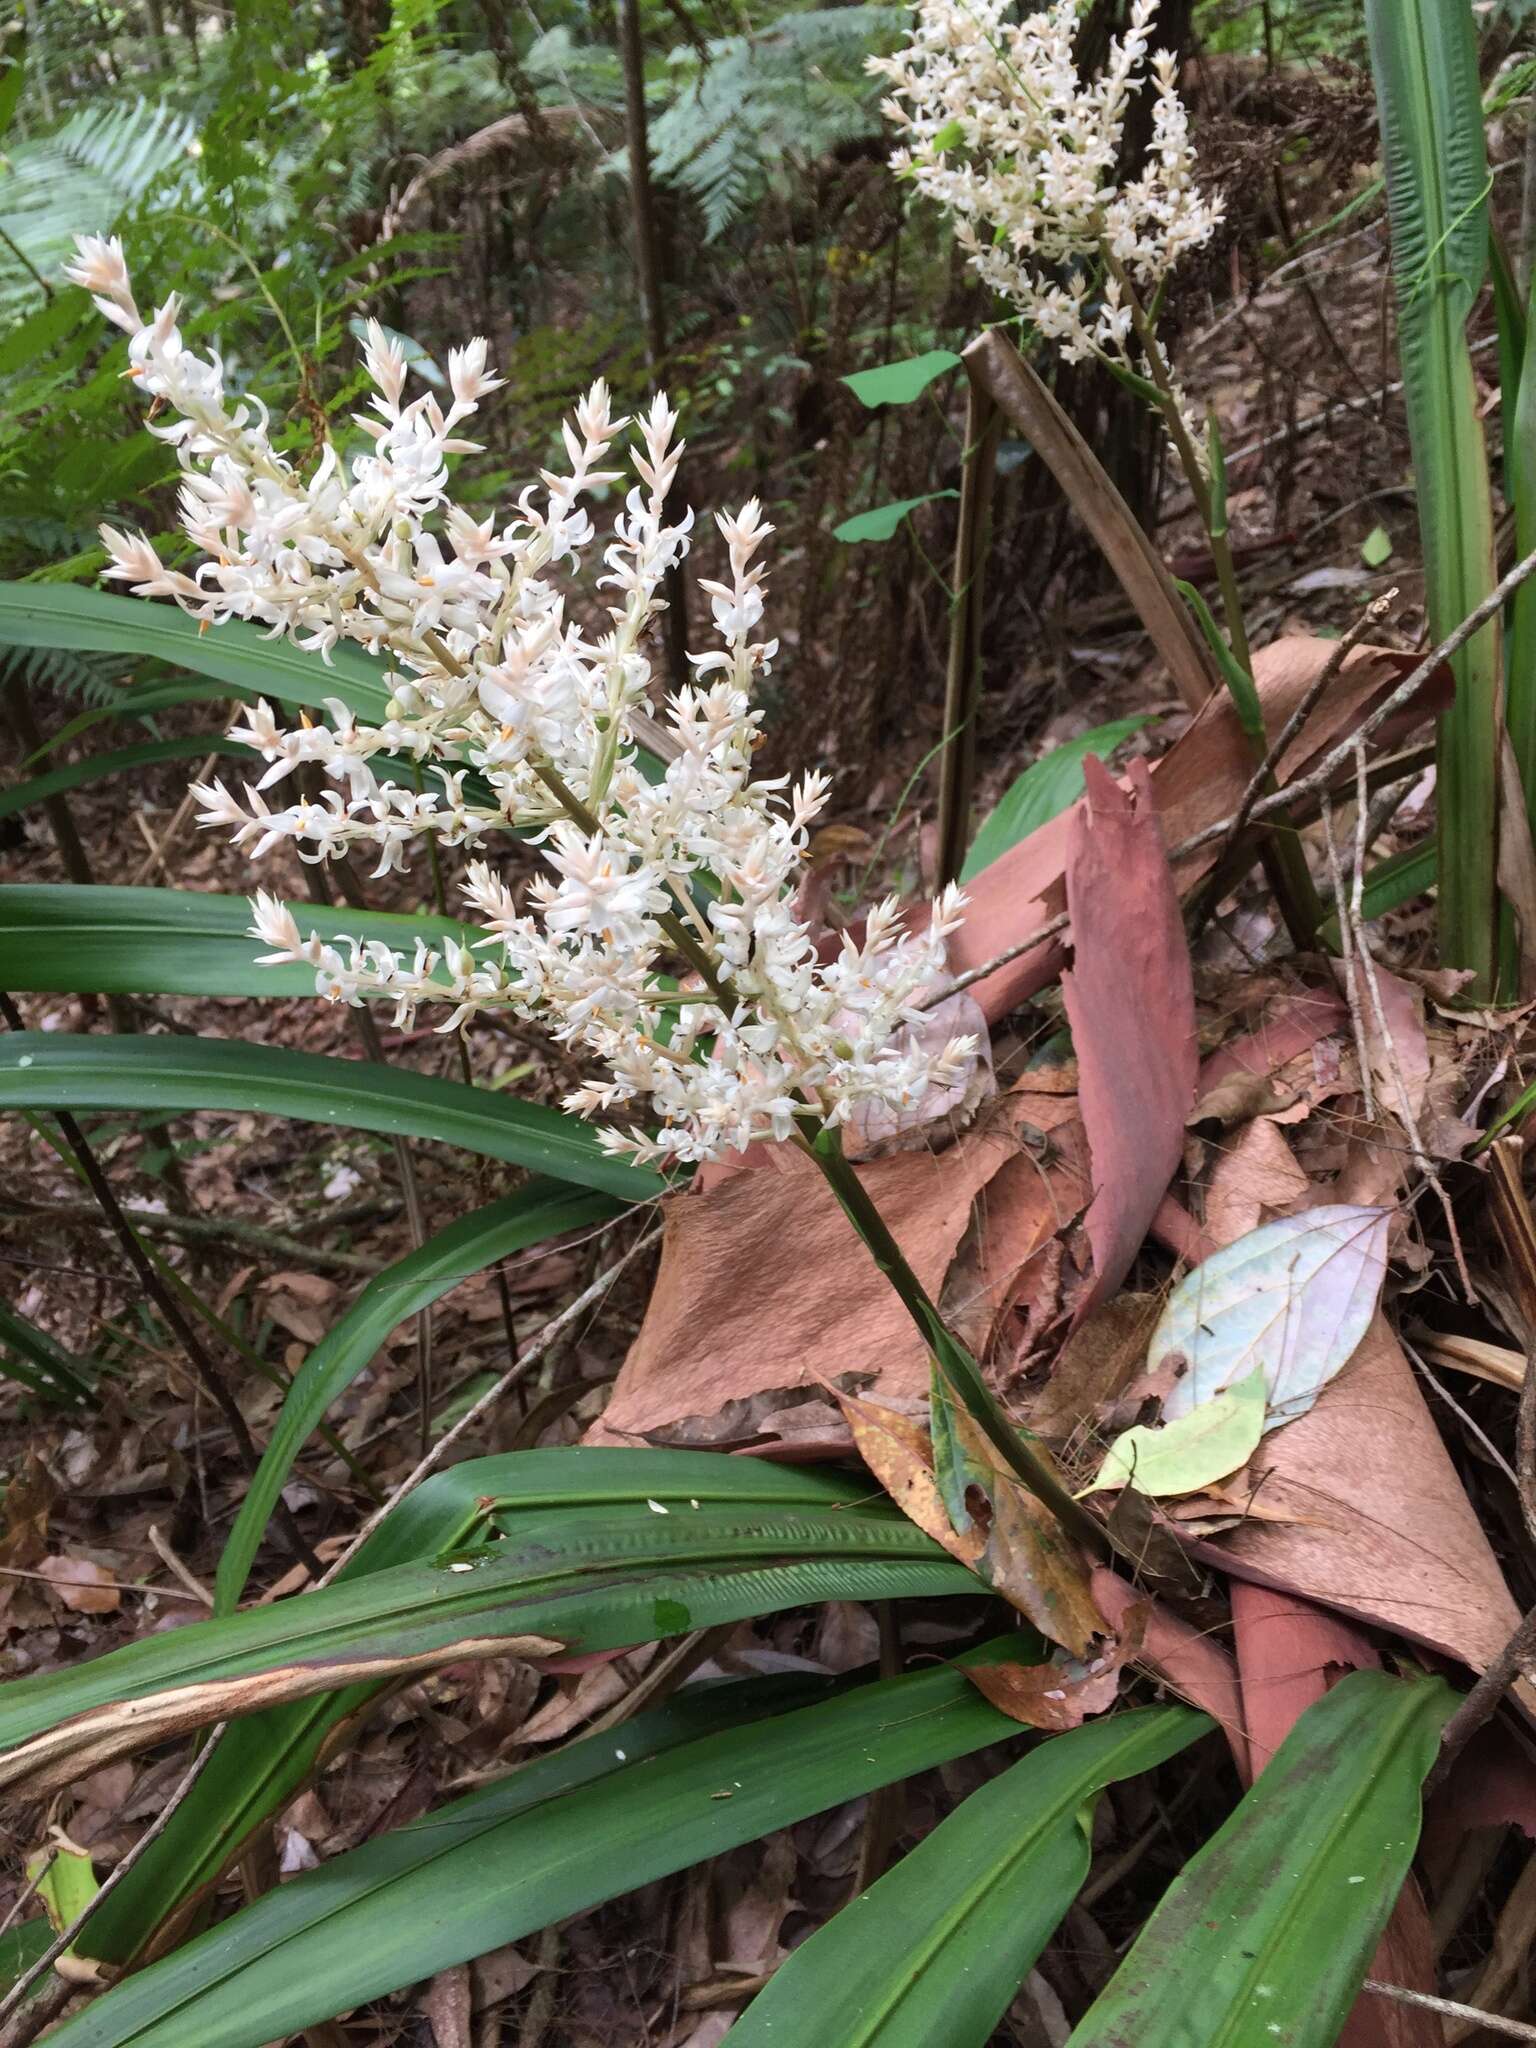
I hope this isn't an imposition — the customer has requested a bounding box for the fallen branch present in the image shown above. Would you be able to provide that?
[0,1197,389,1275]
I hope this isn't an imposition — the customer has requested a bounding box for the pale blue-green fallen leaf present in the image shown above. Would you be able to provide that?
[1085,1363,1266,1497]
[1157,1205,1390,1430]
[1360,523,1394,566]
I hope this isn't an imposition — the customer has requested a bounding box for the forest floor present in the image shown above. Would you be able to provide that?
[4,176,1533,2047]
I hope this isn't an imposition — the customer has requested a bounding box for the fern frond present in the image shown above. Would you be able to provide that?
[0,99,197,321]
[647,7,906,237]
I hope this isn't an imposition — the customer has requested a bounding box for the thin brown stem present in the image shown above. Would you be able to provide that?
[1104,252,1323,945]
[936,386,1001,887]
[0,994,320,1579]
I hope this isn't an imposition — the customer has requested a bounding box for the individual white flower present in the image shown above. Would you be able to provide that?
[63,234,141,334]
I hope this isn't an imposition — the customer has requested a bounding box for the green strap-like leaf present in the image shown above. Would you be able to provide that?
[1367,0,1500,994]
[1066,1669,1457,2048]
[215,1182,622,1615]
[0,737,251,822]
[0,1498,973,1776]
[726,1703,1209,2048]
[89,1448,882,1965]
[0,1032,664,1203]
[0,886,488,998]
[0,584,391,719]
[46,1655,1020,2048]
[0,1300,98,1408]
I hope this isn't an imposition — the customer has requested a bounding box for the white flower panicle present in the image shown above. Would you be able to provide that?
[870,0,1222,366]
[68,237,977,1167]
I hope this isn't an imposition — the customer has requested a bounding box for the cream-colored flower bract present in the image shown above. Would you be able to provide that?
[66,235,976,1167]
[871,0,1222,367]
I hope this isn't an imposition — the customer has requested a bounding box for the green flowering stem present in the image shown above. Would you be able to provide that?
[801,1118,1107,1556]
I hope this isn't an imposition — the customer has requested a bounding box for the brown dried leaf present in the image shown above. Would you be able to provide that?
[963,1607,1144,1730]
[1188,1070,1300,1128]
[937,1395,1102,1657]
[421,1964,473,2048]
[1204,1117,1313,1246]
[1062,758,1198,1313]
[839,1395,978,1565]
[594,1098,1039,1443]
[1198,1319,1527,1691]
[1090,1567,1249,1781]
[37,1556,120,1615]
[1026,1292,1164,1449]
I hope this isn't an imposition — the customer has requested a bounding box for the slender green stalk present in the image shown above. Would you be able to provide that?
[1367,0,1502,998]
[936,384,1001,886]
[802,1122,1106,1556]
[1509,280,1536,853]
[1104,252,1324,949]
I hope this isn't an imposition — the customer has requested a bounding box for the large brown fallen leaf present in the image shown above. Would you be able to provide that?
[1090,1566,1249,1780]
[593,1089,1086,1445]
[940,640,1448,1021]
[1062,757,1198,1314]
[1199,1315,1526,1681]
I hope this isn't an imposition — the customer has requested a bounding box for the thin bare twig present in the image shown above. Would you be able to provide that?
[1193,590,1397,930]
[0,1726,231,2031]
[927,547,1536,1010]
[1362,1981,1536,2043]
[1320,788,1375,1120]
[1345,743,1473,1298]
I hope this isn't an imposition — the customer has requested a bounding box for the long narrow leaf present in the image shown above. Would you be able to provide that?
[0,585,391,719]
[0,737,250,822]
[726,1703,1209,2048]
[215,1183,621,1614]
[1065,1670,1456,2048]
[86,1450,891,1963]
[0,1033,664,1202]
[0,1499,972,1788]
[0,886,487,998]
[1367,0,1500,993]
[0,1301,98,1408]
[47,1655,1021,2048]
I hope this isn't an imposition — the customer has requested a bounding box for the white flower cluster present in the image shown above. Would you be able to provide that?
[871,0,1222,365]
[67,235,977,1166]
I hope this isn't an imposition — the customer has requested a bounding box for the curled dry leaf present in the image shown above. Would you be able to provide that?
[1158,1205,1391,1430]
[1061,756,1198,1314]
[37,1555,121,1615]
[931,1379,1102,1658]
[963,1606,1146,1731]
[842,1385,1101,1659]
